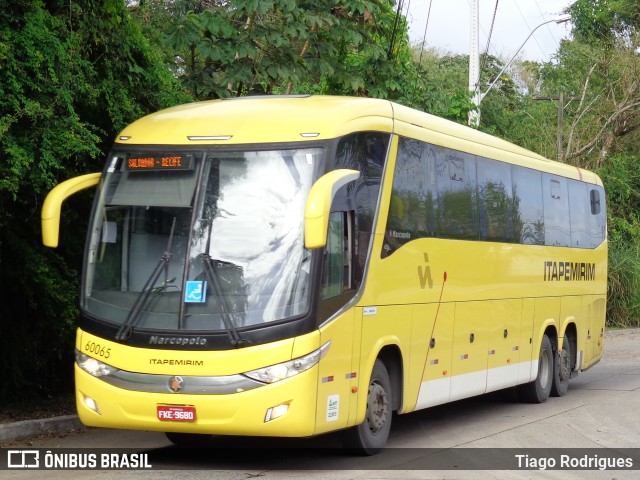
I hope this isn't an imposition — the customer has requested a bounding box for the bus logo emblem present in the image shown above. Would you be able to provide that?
[168,376,185,393]
[418,253,434,289]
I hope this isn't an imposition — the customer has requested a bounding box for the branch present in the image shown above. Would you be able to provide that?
[566,62,599,156]
[285,24,318,95]
[566,99,640,161]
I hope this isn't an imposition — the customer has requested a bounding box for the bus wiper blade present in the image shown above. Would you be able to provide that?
[115,218,177,341]
[201,253,250,348]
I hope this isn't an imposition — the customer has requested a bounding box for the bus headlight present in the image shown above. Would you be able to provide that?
[76,350,118,377]
[243,341,331,384]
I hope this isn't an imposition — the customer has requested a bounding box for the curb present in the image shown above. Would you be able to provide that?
[605,327,640,337]
[0,415,83,443]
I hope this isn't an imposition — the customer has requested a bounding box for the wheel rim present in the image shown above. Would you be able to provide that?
[540,348,551,389]
[559,348,571,381]
[366,379,389,435]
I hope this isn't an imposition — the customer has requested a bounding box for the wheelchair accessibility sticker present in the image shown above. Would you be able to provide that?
[184,281,207,303]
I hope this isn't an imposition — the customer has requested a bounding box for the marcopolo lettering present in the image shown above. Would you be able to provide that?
[543,261,596,281]
[389,230,411,240]
[149,335,207,346]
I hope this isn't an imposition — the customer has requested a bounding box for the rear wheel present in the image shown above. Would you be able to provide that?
[551,336,572,397]
[341,359,392,455]
[517,334,553,403]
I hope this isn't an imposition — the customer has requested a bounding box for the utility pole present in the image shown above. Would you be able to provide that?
[534,93,576,162]
[468,0,481,127]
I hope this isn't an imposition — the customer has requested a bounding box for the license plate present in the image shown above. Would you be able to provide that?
[157,405,196,422]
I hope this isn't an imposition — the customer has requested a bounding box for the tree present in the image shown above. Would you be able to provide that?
[0,0,189,402]
[136,0,419,101]
[569,0,640,42]
[538,39,640,167]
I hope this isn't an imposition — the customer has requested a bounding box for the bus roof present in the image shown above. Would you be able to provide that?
[115,95,599,185]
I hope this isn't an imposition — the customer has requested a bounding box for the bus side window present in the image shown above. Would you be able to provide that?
[542,174,571,247]
[321,211,353,299]
[589,186,607,247]
[590,189,601,214]
[317,211,357,322]
[568,180,590,248]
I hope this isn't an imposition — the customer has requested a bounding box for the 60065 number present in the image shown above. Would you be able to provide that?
[84,341,111,359]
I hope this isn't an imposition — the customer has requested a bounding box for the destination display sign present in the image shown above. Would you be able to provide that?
[126,155,194,171]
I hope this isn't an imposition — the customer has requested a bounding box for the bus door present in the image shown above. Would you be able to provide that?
[316,210,360,433]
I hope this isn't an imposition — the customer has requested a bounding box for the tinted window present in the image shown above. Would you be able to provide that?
[333,132,389,275]
[477,157,514,242]
[436,150,478,240]
[543,174,571,247]
[589,185,607,247]
[568,180,590,248]
[512,166,544,245]
[384,136,604,255]
[385,138,432,255]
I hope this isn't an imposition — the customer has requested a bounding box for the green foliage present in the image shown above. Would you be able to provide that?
[536,38,640,167]
[596,154,640,244]
[594,154,640,328]
[0,0,190,402]
[142,0,406,99]
[607,242,640,329]
[569,0,640,42]
[407,51,475,122]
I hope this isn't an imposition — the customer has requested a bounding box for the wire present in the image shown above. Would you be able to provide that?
[534,0,559,45]
[418,0,433,66]
[405,0,412,20]
[477,0,500,94]
[411,0,432,108]
[514,0,547,60]
[388,0,406,59]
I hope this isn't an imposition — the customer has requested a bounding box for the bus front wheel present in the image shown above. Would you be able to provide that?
[341,359,392,455]
[517,334,553,403]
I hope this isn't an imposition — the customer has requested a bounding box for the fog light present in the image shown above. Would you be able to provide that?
[83,395,101,414]
[264,403,289,422]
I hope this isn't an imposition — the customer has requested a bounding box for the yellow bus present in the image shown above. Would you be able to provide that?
[41,96,607,454]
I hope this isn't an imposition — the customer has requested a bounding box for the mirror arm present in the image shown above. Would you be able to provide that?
[41,172,101,247]
[304,169,360,249]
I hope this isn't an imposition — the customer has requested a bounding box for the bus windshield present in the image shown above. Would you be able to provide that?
[83,148,321,336]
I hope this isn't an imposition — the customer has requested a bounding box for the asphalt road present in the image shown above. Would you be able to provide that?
[3,331,639,479]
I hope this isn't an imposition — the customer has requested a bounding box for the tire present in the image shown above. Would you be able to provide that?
[551,336,572,397]
[165,432,211,447]
[517,334,553,403]
[341,359,393,455]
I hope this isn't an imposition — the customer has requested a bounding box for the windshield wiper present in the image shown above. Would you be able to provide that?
[200,254,249,348]
[115,217,177,341]
[200,219,249,348]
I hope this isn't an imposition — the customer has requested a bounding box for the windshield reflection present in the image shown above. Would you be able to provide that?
[187,150,318,328]
[83,148,321,334]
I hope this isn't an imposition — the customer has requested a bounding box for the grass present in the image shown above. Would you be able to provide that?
[607,243,640,329]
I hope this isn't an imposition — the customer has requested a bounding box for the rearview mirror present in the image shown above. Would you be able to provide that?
[41,173,101,247]
[304,169,359,249]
